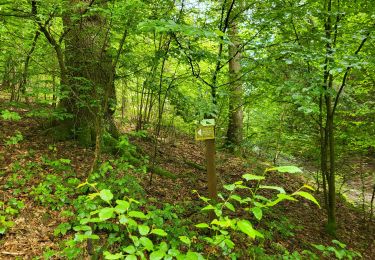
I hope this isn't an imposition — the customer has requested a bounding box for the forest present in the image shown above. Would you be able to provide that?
[0,0,374,259]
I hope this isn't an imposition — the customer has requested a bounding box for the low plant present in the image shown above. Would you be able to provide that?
[5,131,23,146]
[52,166,320,259]
[57,181,204,259]
[192,166,320,258]
[312,240,361,259]
[31,173,80,210]
[0,199,24,234]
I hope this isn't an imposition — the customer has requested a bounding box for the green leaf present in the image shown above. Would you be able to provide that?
[230,194,244,203]
[332,240,346,249]
[100,189,113,202]
[98,207,114,220]
[225,202,235,211]
[179,236,191,246]
[242,174,265,181]
[292,191,320,208]
[195,223,209,228]
[138,225,150,236]
[237,219,263,239]
[313,244,326,251]
[115,200,130,213]
[223,184,236,191]
[150,250,165,260]
[150,228,167,237]
[185,251,204,260]
[251,207,263,221]
[224,238,235,249]
[123,245,136,254]
[140,236,154,251]
[201,205,215,211]
[168,248,181,257]
[103,251,124,259]
[124,255,137,260]
[159,241,169,252]
[303,184,315,191]
[259,185,286,194]
[266,166,302,174]
[128,211,147,219]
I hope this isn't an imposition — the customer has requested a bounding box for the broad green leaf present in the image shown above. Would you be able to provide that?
[237,219,263,239]
[259,185,286,194]
[159,241,169,252]
[123,245,136,254]
[332,240,346,249]
[278,193,298,201]
[251,207,263,221]
[303,184,315,191]
[230,194,243,203]
[185,251,204,260]
[242,174,265,181]
[130,235,139,247]
[128,211,147,219]
[292,191,320,208]
[224,238,235,249]
[168,248,181,257]
[195,223,209,228]
[211,218,233,228]
[103,251,124,260]
[115,200,130,213]
[266,166,302,174]
[223,184,235,191]
[225,202,235,211]
[179,236,191,246]
[140,236,154,251]
[313,244,326,251]
[150,228,167,237]
[73,225,91,231]
[98,207,114,220]
[201,205,215,211]
[138,225,150,236]
[100,189,113,202]
[150,250,165,260]
[125,255,137,260]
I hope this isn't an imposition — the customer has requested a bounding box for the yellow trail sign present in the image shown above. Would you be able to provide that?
[195,125,215,141]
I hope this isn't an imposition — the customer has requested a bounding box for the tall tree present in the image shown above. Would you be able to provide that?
[226,4,243,149]
[30,0,118,145]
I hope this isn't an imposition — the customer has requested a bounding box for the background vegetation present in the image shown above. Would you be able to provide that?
[0,0,374,259]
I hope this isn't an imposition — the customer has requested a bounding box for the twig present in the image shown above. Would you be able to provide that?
[1,251,25,256]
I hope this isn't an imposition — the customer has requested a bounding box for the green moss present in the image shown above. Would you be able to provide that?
[149,165,177,180]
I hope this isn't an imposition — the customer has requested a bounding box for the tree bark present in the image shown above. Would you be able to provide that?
[226,22,243,149]
[59,0,117,145]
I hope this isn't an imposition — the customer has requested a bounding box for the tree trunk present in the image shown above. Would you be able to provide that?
[226,22,243,149]
[59,0,117,146]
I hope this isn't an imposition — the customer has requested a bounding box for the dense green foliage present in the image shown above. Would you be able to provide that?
[0,0,374,259]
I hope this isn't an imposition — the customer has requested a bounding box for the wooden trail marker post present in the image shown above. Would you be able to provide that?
[195,119,217,200]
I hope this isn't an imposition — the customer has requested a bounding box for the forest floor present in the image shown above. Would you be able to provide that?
[0,102,374,259]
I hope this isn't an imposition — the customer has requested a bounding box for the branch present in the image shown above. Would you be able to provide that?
[332,27,373,115]
[172,32,214,88]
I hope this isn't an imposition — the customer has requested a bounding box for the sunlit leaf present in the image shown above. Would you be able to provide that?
[266,166,302,174]
[150,228,167,237]
[242,174,265,181]
[99,189,113,202]
[292,191,320,208]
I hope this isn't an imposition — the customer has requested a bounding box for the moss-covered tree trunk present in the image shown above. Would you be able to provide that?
[58,0,117,146]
